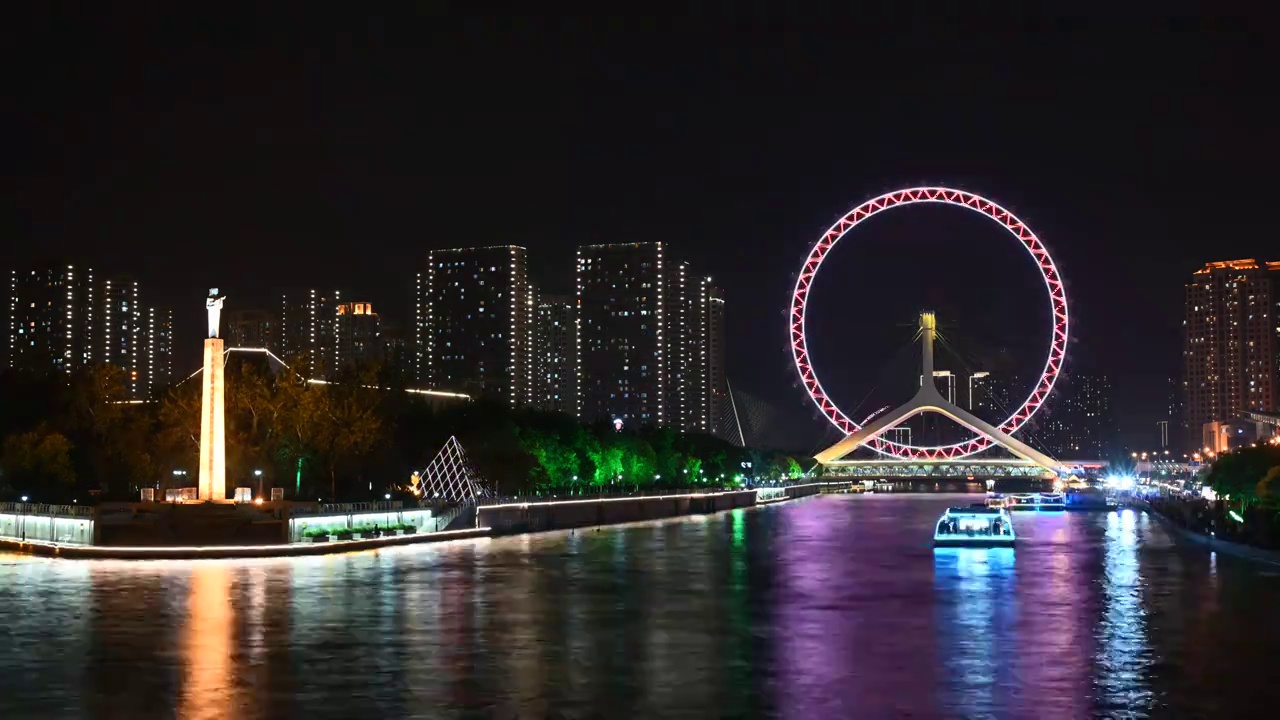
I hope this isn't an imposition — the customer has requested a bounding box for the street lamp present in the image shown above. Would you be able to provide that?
[253,469,263,499]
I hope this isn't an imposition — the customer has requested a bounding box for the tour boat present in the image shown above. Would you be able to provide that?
[1064,487,1116,511]
[985,492,1007,509]
[1006,492,1065,511]
[933,506,1016,548]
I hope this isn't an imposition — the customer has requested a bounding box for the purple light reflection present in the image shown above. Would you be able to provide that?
[772,495,943,718]
[1003,510,1093,716]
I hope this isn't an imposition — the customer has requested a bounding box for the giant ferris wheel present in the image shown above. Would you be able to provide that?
[790,187,1069,465]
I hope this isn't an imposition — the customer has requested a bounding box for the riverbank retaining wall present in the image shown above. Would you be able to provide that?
[478,490,758,535]
[1141,502,1280,567]
[784,483,830,499]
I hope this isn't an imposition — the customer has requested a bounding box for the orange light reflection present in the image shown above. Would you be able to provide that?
[181,563,238,720]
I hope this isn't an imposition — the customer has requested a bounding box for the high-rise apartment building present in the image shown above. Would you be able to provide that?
[225,308,277,350]
[1274,267,1280,407]
[414,272,426,385]
[576,242,715,430]
[6,265,173,397]
[335,301,383,370]
[6,265,97,375]
[1184,259,1279,446]
[966,371,992,412]
[532,294,577,413]
[98,277,174,398]
[661,262,713,433]
[380,319,412,379]
[968,370,1031,430]
[100,277,144,397]
[707,285,728,440]
[421,246,531,403]
[577,243,666,425]
[279,290,341,378]
[1164,375,1184,452]
[146,307,174,394]
[1040,372,1117,458]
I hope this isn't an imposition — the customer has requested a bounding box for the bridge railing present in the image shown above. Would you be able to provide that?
[474,486,753,507]
[293,500,405,516]
[471,478,843,508]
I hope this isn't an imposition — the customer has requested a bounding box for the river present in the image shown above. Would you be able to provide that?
[3,494,1280,718]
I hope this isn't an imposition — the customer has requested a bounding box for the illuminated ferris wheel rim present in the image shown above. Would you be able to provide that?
[790,187,1069,461]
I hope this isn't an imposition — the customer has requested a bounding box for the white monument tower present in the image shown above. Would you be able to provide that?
[198,289,228,502]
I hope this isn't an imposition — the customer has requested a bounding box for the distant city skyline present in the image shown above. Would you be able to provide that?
[10,11,1279,450]
[7,248,1277,458]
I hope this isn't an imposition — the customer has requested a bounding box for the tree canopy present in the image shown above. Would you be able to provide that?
[0,360,806,503]
[1206,444,1280,506]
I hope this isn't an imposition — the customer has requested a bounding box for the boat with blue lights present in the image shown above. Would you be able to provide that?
[933,506,1016,548]
[1064,486,1116,511]
[1006,492,1065,511]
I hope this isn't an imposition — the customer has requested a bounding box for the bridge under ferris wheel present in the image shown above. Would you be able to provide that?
[791,187,1077,478]
[814,313,1063,478]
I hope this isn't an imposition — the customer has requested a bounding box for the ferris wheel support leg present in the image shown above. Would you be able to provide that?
[920,402,1061,471]
[814,396,1060,471]
[813,403,927,464]
[815,396,1060,470]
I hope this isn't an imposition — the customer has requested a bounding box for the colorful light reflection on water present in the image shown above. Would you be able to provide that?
[4,496,1280,718]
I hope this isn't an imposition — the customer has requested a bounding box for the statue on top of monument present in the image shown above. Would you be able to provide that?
[206,288,226,339]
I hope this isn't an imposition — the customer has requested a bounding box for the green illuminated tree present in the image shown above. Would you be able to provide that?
[618,433,656,487]
[520,426,579,490]
[682,456,703,484]
[594,442,624,487]
[1207,445,1280,509]
[784,456,803,479]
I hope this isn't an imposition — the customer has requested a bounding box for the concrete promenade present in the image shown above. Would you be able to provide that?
[0,526,492,560]
[0,483,836,560]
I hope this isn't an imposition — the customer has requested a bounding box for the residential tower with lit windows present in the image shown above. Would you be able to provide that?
[6,264,97,376]
[421,246,532,403]
[225,308,277,351]
[146,307,174,394]
[279,289,341,378]
[532,294,577,413]
[1183,259,1279,448]
[575,242,718,431]
[335,301,383,369]
[100,277,144,397]
[6,265,174,398]
[706,285,728,439]
[1039,371,1118,458]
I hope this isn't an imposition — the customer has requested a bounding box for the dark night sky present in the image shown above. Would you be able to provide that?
[5,8,1277,451]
